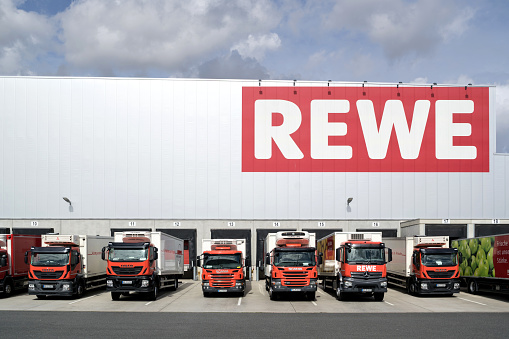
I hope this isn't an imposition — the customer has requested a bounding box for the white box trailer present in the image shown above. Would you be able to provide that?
[104,231,184,300]
[385,236,460,295]
[28,234,113,298]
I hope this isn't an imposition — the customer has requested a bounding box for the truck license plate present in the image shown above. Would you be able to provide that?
[361,289,372,292]
[291,289,301,292]
[218,289,227,292]
[436,284,446,287]
[121,281,133,285]
[42,285,54,289]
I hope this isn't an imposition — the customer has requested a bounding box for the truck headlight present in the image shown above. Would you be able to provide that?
[62,284,71,291]
[421,283,429,290]
[29,284,35,290]
[344,281,353,287]
[454,283,460,289]
[202,282,209,287]
[381,281,387,288]
[235,282,243,287]
[107,280,113,287]
[272,280,281,286]
[141,280,149,287]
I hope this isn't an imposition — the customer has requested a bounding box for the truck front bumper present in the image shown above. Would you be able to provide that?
[106,276,155,293]
[415,279,461,294]
[270,278,318,293]
[28,280,74,296]
[202,280,245,293]
[340,277,388,293]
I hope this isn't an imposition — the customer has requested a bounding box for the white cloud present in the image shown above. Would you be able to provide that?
[324,0,475,60]
[231,33,281,61]
[0,0,56,74]
[58,0,281,75]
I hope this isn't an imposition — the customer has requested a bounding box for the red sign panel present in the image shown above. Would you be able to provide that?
[242,86,490,172]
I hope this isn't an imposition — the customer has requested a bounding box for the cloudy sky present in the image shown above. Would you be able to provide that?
[1,0,508,152]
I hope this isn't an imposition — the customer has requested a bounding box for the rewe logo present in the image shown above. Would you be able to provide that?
[356,265,378,272]
[242,86,489,172]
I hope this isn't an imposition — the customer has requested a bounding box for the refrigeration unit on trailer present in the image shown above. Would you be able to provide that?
[452,233,509,294]
[26,234,113,298]
[0,234,41,297]
[197,239,249,296]
[385,236,460,295]
[264,231,321,301]
[317,232,391,301]
[102,232,184,300]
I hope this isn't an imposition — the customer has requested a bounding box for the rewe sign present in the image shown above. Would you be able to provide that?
[242,86,489,172]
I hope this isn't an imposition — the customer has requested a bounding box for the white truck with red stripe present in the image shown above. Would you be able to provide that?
[102,232,184,300]
[317,232,391,301]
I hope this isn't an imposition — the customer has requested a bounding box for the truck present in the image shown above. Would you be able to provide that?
[452,233,509,294]
[26,234,112,298]
[197,239,249,297]
[102,231,184,300]
[385,236,460,295]
[264,231,321,301]
[1,234,41,297]
[317,232,391,301]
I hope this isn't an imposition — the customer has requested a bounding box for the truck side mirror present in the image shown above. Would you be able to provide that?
[387,248,392,263]
[153,248,158,261]
[335,248,341,262]
[101,247,106,261]
[0,254,6,267]
[24,251,29,264]
[245,257,251,267]
[265,253,270,264]
[196,256,201,267]
[318,252,323,266]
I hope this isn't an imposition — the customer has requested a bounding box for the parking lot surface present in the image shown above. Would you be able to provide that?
[1,280,508,313]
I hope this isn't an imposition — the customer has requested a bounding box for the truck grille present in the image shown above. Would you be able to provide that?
[33,271,64,279]
[111,266,143,275]
[211,274,235,287]
[282,271,309,287]
[351,272,383,278]
[427,270,456,278]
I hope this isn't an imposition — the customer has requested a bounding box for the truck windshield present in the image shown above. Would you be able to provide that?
[421,253,457,267]
[203,254,242,269]
[109,248,148,262]
[346,248,385,264]
[31,253,69,266]
[274,251,315,267]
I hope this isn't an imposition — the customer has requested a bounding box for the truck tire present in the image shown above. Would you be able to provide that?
[336,288,347,301]
[468,280,478,294]
[408,280,417,296]
[374,292,384,301]
[111,292,121,300]
[307,292,316,301]
[75,280,85,299]
[172,278,178,291]
[269,286,278,301]
[36,295,46,299]
[3,280,13,297]
[148,285,158,301]
[203,291,210,297]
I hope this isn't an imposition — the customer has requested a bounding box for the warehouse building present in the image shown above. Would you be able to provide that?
[1,77,508,277]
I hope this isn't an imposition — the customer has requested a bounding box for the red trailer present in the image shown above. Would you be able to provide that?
[0,234,41,297]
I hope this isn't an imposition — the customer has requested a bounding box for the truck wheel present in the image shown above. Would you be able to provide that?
[374,292,384,301]
[307,292,316,301]
[322,279,327,290]
[269,286,278,301]
[111,292,121,300]
[468,280,478,294]
[3,280,13,297]
[336,288,347,301]
[408,281,416,295]
[172,278,178,291]
[76,280,85,298]
[148,285,158,301]
[36,295,46,299]
[203,292,210,297]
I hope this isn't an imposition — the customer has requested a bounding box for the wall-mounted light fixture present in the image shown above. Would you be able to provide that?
[347,197,353,206]
[63,197,72,206]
